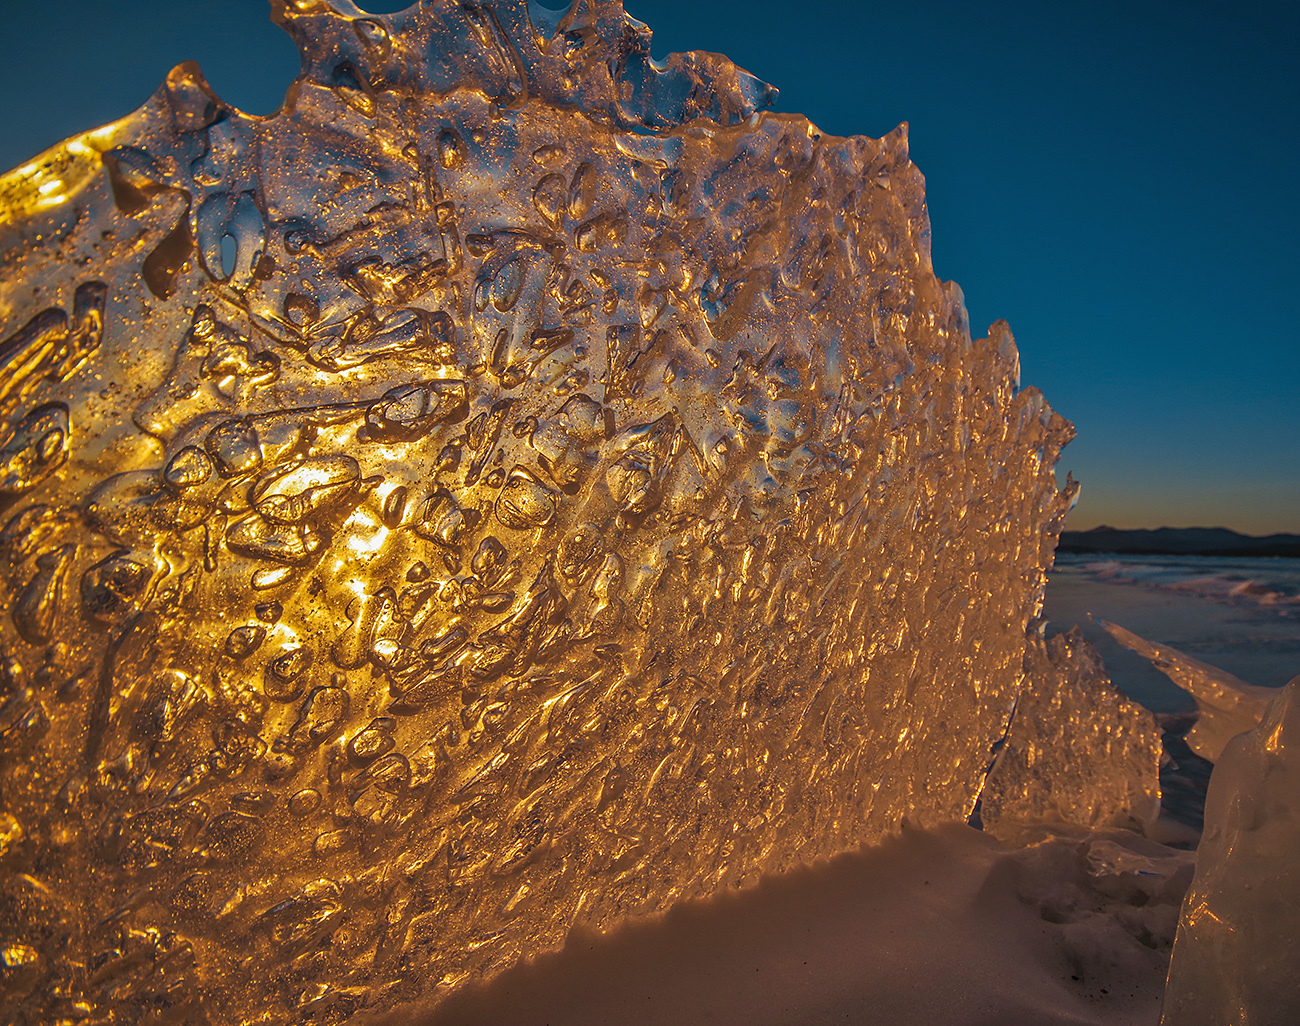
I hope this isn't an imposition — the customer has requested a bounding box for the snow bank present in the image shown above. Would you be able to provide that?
[373,823,1189,1026]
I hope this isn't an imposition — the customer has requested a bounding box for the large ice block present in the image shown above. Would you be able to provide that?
[0,2,1074,1022]
[978,626,1161,837]
[1161,675,1300,1025]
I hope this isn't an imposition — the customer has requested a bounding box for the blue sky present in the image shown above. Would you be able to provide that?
[2,0,1296,533]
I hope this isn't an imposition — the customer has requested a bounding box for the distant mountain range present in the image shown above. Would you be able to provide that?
[1058,526,1300,558]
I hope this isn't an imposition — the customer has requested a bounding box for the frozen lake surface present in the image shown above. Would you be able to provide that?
[1043,553,1300,712]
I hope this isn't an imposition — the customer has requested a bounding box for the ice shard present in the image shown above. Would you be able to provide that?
[1101,620,1273,761]
[1161,675,1300,1026]
[978,627,1161,837]
[0,2,1074,1022]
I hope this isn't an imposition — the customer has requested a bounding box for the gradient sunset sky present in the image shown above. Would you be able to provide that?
[2,0,1295,533]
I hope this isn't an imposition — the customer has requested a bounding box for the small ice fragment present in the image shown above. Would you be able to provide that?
[1084,837,1192,904]
[978,626,1162,837]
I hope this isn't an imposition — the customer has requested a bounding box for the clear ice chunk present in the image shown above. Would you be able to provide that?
[1101,619,1274,761]
[1161,675,1300,1026]
[978,626,1162,837]
[0,1,1076,1021]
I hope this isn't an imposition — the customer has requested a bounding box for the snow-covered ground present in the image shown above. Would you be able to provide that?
[376,824,1189,1026]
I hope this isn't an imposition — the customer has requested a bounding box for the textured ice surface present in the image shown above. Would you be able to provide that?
[0,2,1074,1022]
[978,627,1161,837]
[1162,675,1300,1026]
[1101,620,1274,761]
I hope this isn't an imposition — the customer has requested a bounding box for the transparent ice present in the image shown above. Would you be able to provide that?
[1161,676,1300,1026]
